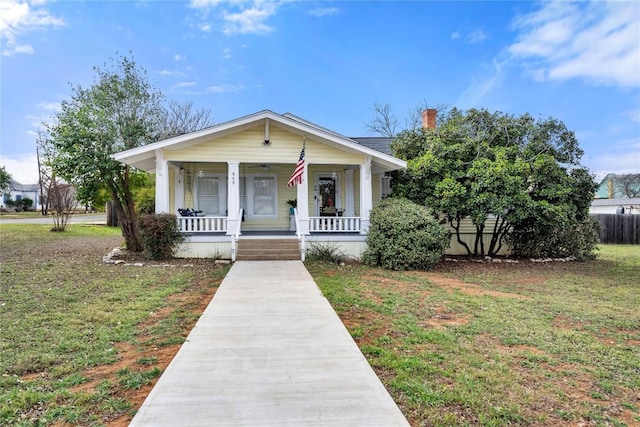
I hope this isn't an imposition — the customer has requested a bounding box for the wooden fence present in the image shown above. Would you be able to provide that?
[591,214,640,244]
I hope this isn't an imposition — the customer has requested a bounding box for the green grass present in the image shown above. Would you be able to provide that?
[0,224,228,426]
[308,244,640,426]
[3,223,638,426]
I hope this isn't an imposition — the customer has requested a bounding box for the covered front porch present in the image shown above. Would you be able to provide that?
[157,159,386,237]
[157,159,382,260]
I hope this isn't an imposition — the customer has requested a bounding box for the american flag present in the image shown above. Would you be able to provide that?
[287,146,305,187]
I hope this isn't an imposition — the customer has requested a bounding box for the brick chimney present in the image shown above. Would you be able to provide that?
[421,108,437,129]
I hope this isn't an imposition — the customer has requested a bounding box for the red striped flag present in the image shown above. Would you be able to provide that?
[287,146,305,187]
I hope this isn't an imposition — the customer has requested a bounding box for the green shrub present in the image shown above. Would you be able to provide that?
[507,216,600,261]
[138,214,184,260]
[362,198,450,270]
[135,187,155,215]
[306,242,344,264]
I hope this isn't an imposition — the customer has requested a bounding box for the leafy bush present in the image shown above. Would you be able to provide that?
[507,216,600,261]
[138,213,184,260]
[362,198,450,270]
[306,242,344,264]
[135,186,155,215]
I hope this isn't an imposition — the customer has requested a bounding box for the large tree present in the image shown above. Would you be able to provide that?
[391,108,596,257]
[0,166,11,193]
[612,173,640,198]
[156,100,215,140]
[46,53,164,250]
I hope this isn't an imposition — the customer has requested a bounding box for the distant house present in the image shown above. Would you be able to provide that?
[595,173,624,199]
[590,174,640,214]
[1,179,40,210]
[590,198,640,215]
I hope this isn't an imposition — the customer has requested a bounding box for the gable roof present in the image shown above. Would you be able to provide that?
[8,179,39,193]
[351,137,394,156]
[113,110,405,173]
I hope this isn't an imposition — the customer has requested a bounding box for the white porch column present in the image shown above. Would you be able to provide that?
[155,149,169,213]
[359,155,373,234]
[226,161,240,236]
[345,168,355,217]
[296,161,310,235]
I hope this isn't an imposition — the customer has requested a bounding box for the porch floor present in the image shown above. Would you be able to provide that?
[128,261,409,426]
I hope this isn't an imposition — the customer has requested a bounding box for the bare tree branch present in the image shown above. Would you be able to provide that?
[365,102,399,137]
[157,100,215,139]
[612,174,640,198]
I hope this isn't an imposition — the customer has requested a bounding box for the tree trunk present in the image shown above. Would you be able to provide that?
[474,223,485,256]
[488,217,508,257]
[110,185,142,252]
[113,199,142,251]
[450,217,472,256]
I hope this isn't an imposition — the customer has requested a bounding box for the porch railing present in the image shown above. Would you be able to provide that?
[178,216,227,233]
[309,216,361,233]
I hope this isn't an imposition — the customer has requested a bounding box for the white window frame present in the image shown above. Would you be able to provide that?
[240,173,278,219]
[195,173,227,216]
[380,174,392,200]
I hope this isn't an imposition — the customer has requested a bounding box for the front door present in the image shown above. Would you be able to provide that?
[318,176,336,216]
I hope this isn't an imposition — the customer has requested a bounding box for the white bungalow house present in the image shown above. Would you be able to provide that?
[113,110,408,261]
[1,179,40,211]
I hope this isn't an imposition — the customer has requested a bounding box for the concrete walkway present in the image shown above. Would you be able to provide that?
[130,261,409,427]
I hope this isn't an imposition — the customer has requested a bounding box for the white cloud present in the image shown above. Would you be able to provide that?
[0,0,65,56]
[181,82,245,95]
[456,59,505,108]
[307,7,340,18]
[451,29,488,43]
[187,0,281,35]
[0,154,40,184]
[623,108,640,124]
[222,2,276,35]
[174,54,186,61]
[175,81,197,88]
[466,29,488,43]
[223,47,231,58]
[156,69,185,77]
[25,101,59,131]
[586,140,640,175]
[509,1,640,88]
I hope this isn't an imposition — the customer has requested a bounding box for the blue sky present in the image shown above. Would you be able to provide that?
[1,0,639,184]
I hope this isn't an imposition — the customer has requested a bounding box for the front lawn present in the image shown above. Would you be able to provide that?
[308,245,640,426]
[1,224,638,426]
[0,224,228,426]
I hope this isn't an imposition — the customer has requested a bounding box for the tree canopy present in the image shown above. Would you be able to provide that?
[45,54,163,249]
[391,107,597,257]
[0,166,12,193]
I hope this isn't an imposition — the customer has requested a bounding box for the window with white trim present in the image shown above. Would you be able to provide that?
[381,174,392,199]
[239,174,278,218]
[196,175,226,215]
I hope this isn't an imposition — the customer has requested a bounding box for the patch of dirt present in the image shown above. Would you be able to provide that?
[414,271,529,299]
[422,305,469,328]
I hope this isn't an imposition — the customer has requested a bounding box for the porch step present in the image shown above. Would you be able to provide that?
[236,238,301,261]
